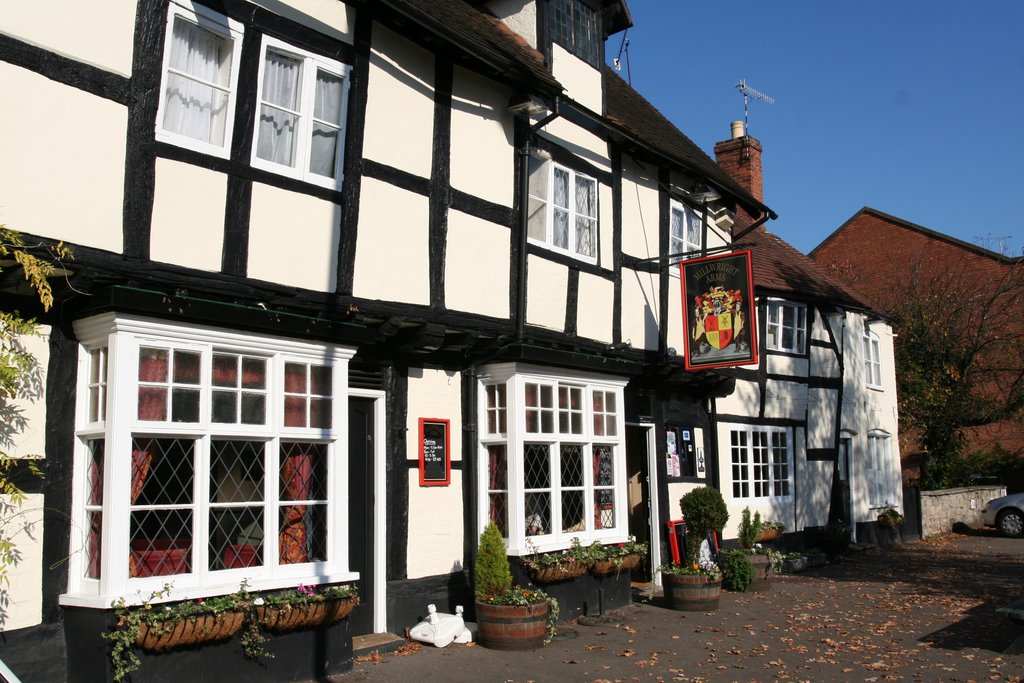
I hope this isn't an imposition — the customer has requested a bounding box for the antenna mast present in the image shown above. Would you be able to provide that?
[736,79,775,133]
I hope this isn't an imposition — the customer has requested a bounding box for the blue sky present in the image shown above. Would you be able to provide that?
[609,1,1024,256]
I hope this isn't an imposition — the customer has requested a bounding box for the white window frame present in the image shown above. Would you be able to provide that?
[866,432,896,509]
[765,299,807,354]
[728,425,793,500]
[527,155,599,264]
[61,314,357,608]
[251,35,352,190]
[477,364,627,555]
[155,0,244,158]
[863,329,883,389]
[669,199,703,264]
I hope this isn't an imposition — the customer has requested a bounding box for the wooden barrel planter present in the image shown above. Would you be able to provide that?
[663,574,722,612]
[257,597,358,632]
[475,600,549,650]
[135,612,245,652]
[747,554,773,592]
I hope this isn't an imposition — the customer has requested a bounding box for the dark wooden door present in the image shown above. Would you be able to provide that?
[625,425,652,580]
[347,397,375,634]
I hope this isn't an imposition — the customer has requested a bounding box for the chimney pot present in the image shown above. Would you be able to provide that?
[731,120,745,139]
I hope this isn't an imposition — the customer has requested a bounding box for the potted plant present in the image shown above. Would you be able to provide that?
[736,508,777,592]
[721,549,756,592]
[876,504,904,529]
[474,522,551,650]
[522,537,592,583]
[255,583,358,631]
[590,538,648,578]
[660,487,729,611]
[758,520,785,542]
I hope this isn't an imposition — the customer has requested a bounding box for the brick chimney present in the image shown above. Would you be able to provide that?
[714,121,764,203]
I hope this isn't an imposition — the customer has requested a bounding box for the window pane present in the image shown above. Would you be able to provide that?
[595,489,614,529]
[163,17,233,145]
[279,443,328,564]
[553,167,569,209]
[210,440,264,503]
[257,51,302,167]
[131,438,195,507]
[553,207,570,249]
[212,389,238,423]
[171,387,200,422]
[211,507,264,570]
[129,510,193,578]
[593,445,614,486]
[285,363,306,393]
[213,354,237,387]
[561,489,584,533]
[525,492,550,537]
[488,492,508,537]
[138,386,168,421]
[523,443,550,489]
[575,176,595,218]
[173,350,201,384]
[561,445,583,487]
[241,357,266,389]
[139,348,169,383]
[309,70,343,178]
[241,393,266,425]
[310,365,332,395]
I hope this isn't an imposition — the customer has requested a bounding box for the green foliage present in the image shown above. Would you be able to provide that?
[103,581,358,681]
[737,507,762,549]
[721,550,755,592]
[475,522,513,602]
[876,504,904,528]
[679,487,729,566]
[0,225,73,614]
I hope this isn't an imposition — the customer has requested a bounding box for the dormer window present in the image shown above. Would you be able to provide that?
[550,0,599,67]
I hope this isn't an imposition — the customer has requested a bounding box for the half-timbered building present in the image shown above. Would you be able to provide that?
[0,0,899,679]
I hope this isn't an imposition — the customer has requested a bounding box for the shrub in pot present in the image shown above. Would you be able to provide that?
[721,550,756,592]
[474,522,552,650]
[661,487,729,611]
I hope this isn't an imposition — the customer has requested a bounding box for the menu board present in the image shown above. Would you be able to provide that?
[418,418,450,486]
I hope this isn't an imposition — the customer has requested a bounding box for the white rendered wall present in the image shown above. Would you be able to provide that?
[249,0,354,43]
[353,178,430,304]
[575,272,613,343]
[445,210,510,319]
[620,269,660,351]
[525,256,567,331]
[151,160,226,272]
[248,183,340,291]
[0,494,44,630]
[0,328,49,630]
[540,118,611,174]
[1,0,136,76]
[549,43,602,114]
[715,379,761,417]
[450,67,514,208]
[363,24,435,179]
[620,159,659,259]
[405,368,465,579]
[0,64,125,254]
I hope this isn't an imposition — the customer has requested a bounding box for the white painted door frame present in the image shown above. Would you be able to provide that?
[350,388,387,633]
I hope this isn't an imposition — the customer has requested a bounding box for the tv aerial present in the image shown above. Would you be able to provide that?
[736,79,774,133]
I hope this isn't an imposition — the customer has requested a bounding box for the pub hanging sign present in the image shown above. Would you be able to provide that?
[680,249,758,370]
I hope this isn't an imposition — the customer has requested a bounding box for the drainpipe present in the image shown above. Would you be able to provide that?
[515,100,560,340]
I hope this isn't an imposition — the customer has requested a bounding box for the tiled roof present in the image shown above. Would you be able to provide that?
[603,67,773,219]
[378,0,562,96]
[742,226,877,311]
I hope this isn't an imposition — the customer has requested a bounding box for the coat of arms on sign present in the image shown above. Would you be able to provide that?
[680,250,758,370]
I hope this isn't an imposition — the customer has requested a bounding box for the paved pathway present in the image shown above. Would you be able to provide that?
[341,529,1023,682]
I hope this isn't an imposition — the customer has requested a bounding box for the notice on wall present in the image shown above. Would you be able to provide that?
[419,418,450,486]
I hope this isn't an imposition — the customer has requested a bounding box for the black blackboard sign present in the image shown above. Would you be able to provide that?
[418,418,450,486]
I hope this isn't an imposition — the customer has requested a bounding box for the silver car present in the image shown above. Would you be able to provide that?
[981,492,1024,538]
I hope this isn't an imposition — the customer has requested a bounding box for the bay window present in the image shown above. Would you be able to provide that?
[479,365,626,553]
[64,315,356,606]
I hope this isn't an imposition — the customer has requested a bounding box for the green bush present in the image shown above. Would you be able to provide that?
[737,507,762,549]
[721,550,755,592]
[475,522,512,602]
[679,487,729,566]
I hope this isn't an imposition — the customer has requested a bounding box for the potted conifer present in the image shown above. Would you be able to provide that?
[474,522,550,650]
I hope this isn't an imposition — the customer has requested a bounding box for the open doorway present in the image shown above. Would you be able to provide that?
[348,391,386,634]
[625,424,660,580]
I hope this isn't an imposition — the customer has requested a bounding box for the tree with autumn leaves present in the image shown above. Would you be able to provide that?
[838,250,1024,490]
